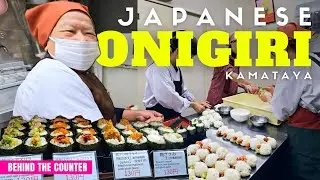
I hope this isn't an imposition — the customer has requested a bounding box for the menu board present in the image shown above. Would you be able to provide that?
[0,154,43,180]
[112,150,152,179]
[53,151,98,180]
[153,150,188,178]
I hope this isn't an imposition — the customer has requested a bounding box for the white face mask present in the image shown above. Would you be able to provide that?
[49,37,100,71]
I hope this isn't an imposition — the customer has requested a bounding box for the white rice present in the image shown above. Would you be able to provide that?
[188,168,195,176]
[206,168,219,180]
[133,121,148,128]
[141,128,159,135]
[195,149,209,161]
[76,135,99,145]
[226,130,235,140]
[49,124,70,129]
[208,142,220,153]
[50,138,74,147]
[196,123,204,128]
[105,136,125,145]
[29,130,48,137]
[204,153,218,168]
[257,143,272,155]
[149,121,163,127]
[163,133,183,143]
[194,162,208,178]
[238,135,251,147]
[76,123,92,128]
[249,138,259,150]
[76,129,95,135]
[215,160,229,174]
[187,126,196,131]
[214,121,224,128]
[245,154,257,167]
[225,153,237,166]
[216,126,228,136]
[187,144,200,156]
[115,123,126,130]
[25,137,47,147]
[122,130,134,136]
[234,161,251,177]
[266,137,277,149]
[177,128,187,134]
[224,169,241,180]
[127,136,147,144]
[158,127,174,133]
[230,131,244,143]
[147,134,165,144]
[188,155,200,168]
[216,147,229,160]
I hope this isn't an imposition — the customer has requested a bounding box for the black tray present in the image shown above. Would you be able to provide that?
[0,126,206,173]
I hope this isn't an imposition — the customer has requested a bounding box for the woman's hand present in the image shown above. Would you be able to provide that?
[191,102,206,113]
[244,84,259,94]
[0,0,8,16]
[200,101,212,109]
[136,110,163,122]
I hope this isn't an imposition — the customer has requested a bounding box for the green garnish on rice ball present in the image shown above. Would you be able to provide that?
[0,135,23,155]
[141,127,159,136]
[3,128,25,139]
[29,127,48,137]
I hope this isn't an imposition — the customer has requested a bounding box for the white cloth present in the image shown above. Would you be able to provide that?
[143,63,195,113]
[271,53,320,121]
[13,58,103,122]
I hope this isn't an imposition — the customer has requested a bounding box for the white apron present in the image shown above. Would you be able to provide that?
[13,58,103,121]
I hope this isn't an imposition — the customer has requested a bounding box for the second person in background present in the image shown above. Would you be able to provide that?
[207,34,259,106]
[143,31,211,120]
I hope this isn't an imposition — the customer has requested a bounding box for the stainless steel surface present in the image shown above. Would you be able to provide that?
[250,116,268,127]
[186,114,288,180]
[218,106,233,116]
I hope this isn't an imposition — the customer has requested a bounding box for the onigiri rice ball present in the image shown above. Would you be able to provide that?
[245,154,257,167]
[234,161,251,177]
[196,149,210,161]
[225,152,238,166]
[215,160,229,174]
[216,126,228,136]
[216,147,229,160]
[204,153,219,168]
[230,131,244,143]
[206,168,219,180]
[207,142,220,153]
[255,135,266,143]
[189,168,195,176]
[188,155,200,168]
[188,144,201,155]
[194,162,208,178]
[266,137,277,149]
[257,143,272,156]
[214,121,224,128]
[224,168,241,180]
[249,138,259,150]
[218,177,228,180]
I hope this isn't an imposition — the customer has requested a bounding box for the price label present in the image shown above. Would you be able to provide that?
[112,150,152,179]
[0,154,43,180]
[53,151,98,180]
[153,150,187,178]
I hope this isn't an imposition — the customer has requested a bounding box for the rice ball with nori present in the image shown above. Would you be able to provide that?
[29,127,48,137]
[115,119,131,131]
[149,121,164,129]
[0,135,23,155]
[25,134,47,153]
[126,132,147,150]
[141,128,159,136]
[187,126,196,135]
[147,134,166,150]
[163,133,183,149]
[76,134,100,151]
[132,121,149,130]
[50,135,74,152]
[3,128,25,139]
[97,119,113,130]
[158,126,174,135]
[103,128,126,151]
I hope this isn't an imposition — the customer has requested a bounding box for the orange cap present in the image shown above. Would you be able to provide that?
[277,22,315,39]
[25,1,90,48]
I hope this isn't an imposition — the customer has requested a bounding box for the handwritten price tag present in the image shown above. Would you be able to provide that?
[112,150,152,179]
[0,154,43,180]
[53,151,98,180]
[153,150,187,178]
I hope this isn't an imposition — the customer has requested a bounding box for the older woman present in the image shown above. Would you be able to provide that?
[13,1,162,122]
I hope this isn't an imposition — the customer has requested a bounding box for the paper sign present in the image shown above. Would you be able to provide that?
[53,151,98,180]
[112,150,152,179]
[153,150,187,178]
[0,154,43,180]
